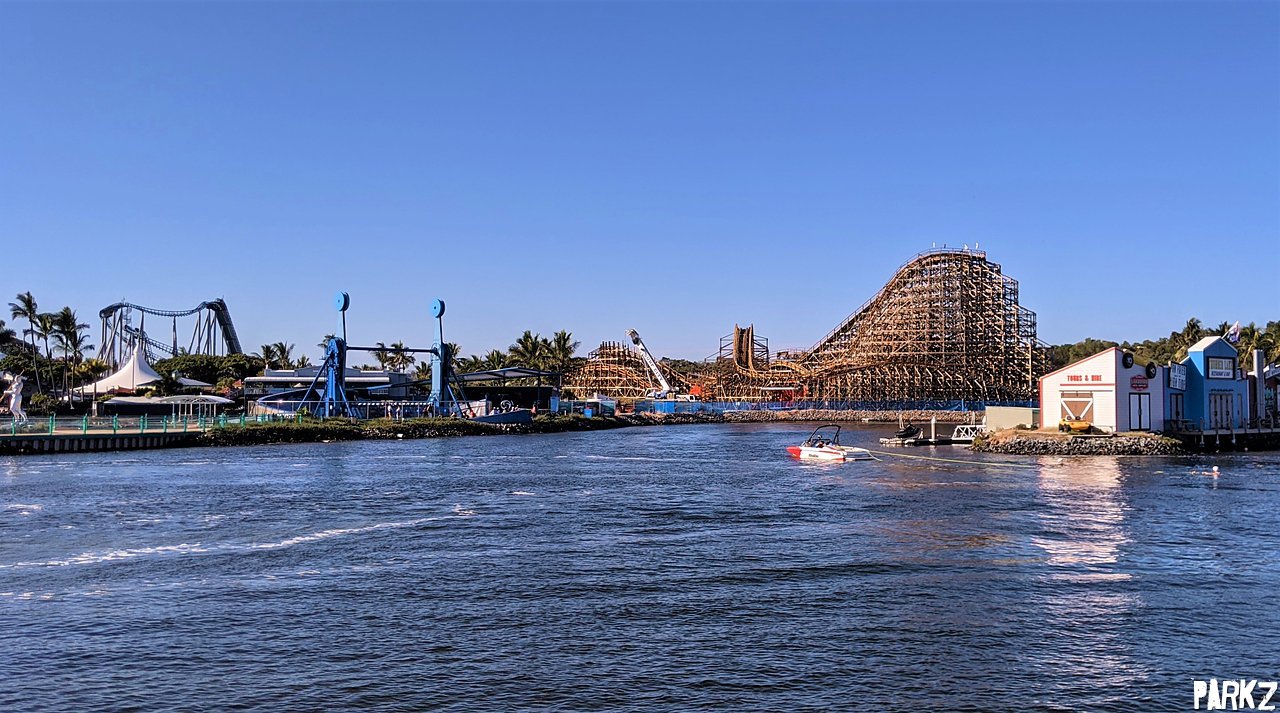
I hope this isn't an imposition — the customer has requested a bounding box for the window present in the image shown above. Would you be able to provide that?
[1207,357,1235,379]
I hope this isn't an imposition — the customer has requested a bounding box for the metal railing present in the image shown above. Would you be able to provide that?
[4,412,304,437]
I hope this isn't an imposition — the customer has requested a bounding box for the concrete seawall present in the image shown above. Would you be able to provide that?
[0,432,200,455]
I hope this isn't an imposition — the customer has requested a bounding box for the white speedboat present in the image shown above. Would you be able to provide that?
[787,425,873,462]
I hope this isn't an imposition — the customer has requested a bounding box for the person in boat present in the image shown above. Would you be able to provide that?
[895,422,921,439]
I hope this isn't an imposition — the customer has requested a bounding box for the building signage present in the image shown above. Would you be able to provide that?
[1066,374,1104,383]
[1130,375,1149,391]
[1207,357,1235,380]
[1168,363,1187,391]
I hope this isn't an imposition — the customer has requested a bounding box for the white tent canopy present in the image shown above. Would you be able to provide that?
[77,347,214,394]
[78,349,163,393]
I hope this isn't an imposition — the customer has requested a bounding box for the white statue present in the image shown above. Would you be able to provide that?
[3,374,27,422]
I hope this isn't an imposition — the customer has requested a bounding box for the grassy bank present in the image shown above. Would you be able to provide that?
[195,412,723,447]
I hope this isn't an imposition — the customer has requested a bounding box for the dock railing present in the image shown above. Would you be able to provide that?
[4,412,305,438]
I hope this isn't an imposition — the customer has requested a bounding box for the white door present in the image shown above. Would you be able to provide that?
[1128,393,1150,431]
[1210,394,1230,429]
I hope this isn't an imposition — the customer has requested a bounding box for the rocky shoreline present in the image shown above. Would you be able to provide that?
[192,409,989,449]
[721,409,978,424]
[971,429,1188,456]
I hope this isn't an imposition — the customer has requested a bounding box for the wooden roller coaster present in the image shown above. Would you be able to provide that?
[563,341,690,400]
[565,248,1048,403]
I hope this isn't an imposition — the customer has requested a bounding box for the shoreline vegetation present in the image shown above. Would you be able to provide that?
[4,409,1269,455]
[198,411,1276,457]
[195,412,717,447]
[195,409,979,448]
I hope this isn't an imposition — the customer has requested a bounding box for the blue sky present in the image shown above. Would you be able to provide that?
[2,1,1276,361]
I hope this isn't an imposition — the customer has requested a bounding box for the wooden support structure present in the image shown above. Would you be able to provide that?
[566,248,1049,404]
[563,341,689,400]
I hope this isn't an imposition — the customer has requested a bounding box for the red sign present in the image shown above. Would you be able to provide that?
[1130,375,1149,391]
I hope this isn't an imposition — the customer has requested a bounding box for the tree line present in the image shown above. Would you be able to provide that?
[1049,318,1280,370]
[244,329,583,382]
[2,291,105,401]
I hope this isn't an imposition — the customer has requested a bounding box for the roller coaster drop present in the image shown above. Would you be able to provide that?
[98,299,243,368]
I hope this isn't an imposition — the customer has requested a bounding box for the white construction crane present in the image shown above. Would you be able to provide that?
[626,328,675,399]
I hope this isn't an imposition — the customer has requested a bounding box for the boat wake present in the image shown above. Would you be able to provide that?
[0,514,454,569]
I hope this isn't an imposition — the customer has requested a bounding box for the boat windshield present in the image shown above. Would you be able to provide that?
[806,427,840,447]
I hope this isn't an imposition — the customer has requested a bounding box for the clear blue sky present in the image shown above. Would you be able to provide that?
[3,1,1277,361]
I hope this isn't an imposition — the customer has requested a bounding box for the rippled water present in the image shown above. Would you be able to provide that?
[2,423,1278,711]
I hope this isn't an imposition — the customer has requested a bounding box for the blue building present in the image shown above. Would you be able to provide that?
[1169,336,1251,430]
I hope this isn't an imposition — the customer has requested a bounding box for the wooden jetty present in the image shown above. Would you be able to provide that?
[879,420,984,447]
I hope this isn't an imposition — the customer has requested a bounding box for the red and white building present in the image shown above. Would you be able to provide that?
[1039,347,1167,433]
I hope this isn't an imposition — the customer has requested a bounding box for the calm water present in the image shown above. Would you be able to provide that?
[2,423,1278,711]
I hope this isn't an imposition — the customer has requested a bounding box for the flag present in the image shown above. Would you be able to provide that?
[1226,320,1241,344]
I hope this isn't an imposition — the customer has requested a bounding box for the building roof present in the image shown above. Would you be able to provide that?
[454,367,561,384]
[1188,335,1236,354]
[249,366,403,381]
[249,375,397,384]
[109,395,234,405]
[1038,347,1121,382]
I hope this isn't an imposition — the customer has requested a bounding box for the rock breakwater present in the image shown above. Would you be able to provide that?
[972,429,1187,456]
[722,409,979,424]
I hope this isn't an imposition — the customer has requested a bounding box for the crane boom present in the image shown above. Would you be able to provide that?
[626,328,674,397]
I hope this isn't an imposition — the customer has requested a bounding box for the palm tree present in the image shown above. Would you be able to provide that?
[0,318,15,348]
[389,341,416,373]
[456,354,483,374]
[371,342,390,370]
[53,307,93,394]
[480,349,508,371]
[255,343,297,370]
[34,313,56,362]
[1266,321,1280,363]
[1172,318,1204,361]
[1236,323,1274,365]
[75,358,110,386]
[547,330,580,374]
[7,292,43,391]
[255,343,279,370]
[508,330,547,370]
[271,342,296,370]
[294,355,313,368]
[414,360,433,381]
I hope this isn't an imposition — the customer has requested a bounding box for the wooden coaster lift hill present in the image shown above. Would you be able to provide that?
[564,248,1049,403]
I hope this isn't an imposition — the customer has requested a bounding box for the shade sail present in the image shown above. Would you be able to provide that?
[76,349,164,393]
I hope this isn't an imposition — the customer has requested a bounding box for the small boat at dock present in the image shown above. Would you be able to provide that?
[787,424,873,461]
[879,417,984,446]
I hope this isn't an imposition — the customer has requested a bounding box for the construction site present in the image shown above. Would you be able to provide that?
[563,248,1049,407]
